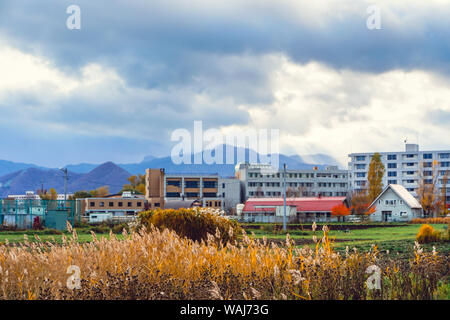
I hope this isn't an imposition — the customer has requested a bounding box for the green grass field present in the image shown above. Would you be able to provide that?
[0,223,448,259]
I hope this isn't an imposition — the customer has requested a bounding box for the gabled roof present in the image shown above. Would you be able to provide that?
[243,197,347,213]
[370,184,422,209]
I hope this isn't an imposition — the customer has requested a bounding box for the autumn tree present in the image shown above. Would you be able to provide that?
[69,191,92,200]
[350,189,376,221]
[122,174,146,194]
[39,188,58,200]
[367,153,385,203]
[90,186,110,197]
[417,160,440,217]
[440,170,449,216]
[331,203,350,222]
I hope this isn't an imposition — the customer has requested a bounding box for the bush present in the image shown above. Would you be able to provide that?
[411,217,450,224]
[416,224,441,244]
[137,208,241,244]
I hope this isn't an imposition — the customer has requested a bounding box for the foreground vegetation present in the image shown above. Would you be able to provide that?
[0,224,447,299]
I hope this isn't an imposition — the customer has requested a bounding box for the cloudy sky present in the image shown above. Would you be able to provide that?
[0,0,449,167]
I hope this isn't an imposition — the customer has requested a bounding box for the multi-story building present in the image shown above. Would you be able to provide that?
[83,191,146,216]
[235,163,349,200]
[348,144,450,204]
[145,169,241,212]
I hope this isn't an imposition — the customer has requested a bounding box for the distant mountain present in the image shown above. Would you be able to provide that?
[65,163,99,174]
[0,162,130,198]
[0,168,83,198]
[68,162,131,193]
[119,145,340,176]
[0,146,342,196]
[0,160,40,177]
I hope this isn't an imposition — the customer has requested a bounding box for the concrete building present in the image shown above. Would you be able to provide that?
[145,169,241,213]
[368,184,423,222]
[241,196,349,223]
[83,191,145,223]
[348,144,450,205]
[7,191,40,200]
[235,163,349,201]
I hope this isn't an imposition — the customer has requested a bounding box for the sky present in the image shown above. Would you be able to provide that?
[0,0,449,167]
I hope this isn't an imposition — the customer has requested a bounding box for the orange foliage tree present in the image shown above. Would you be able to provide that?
[331,203,350,222]
[350,189,376,221]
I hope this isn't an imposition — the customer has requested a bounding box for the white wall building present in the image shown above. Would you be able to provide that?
[369,184,423,222]
[348,144,450,203]
[236,163,349,201]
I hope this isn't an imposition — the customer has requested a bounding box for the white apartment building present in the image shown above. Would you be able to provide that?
[235,163,349,200]
[348,144,450,203]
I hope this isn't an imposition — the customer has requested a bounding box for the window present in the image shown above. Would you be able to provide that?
[137,202,142,207]
[400,200,404,205]
[423,162,432,168]
[385,200,396,206]
[222,183,225,188]
[388,171,397,177]
[356,172,366,177]
[388,180,397,185]
[355,164,366,169]
[203,192,217,197]
[128,202,132,207]
[166,192,180,197]
[109,202,114,207]
[424,179,433,184]
[406,163,415,167]
[154,203,160,207]
[406,180,414,184]
[90,202,95,207]
[387,154,397,160]
[185,181,199,188]
[186,192,199,198]
[355,156,366,161]
[407,171,415,175]
[118,202,123,207]
[203,181,217,188]
[423,153,432,159]
[167,180,181,187]
[406,154,415,158]
[388,163,397,169]
[439,153,450,159]
[407,188,415,192]
[99,202,104,207]
[441,162,450,167]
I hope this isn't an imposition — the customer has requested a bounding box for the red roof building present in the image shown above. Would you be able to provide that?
[242,196,349,223]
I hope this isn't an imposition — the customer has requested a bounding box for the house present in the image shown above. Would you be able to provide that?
[241,196,349,223]
[368,184,423,222]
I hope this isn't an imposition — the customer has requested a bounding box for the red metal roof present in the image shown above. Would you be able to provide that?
[242,197,347,213]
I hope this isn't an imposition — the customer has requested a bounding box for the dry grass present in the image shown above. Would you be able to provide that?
[0,216,447,300]
[411,217,450,224]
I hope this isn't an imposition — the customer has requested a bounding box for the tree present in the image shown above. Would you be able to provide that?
[69,191,92,200]
[350,189,375,221]
[90,186,110,197]
[417,160,440,217]
[39,188,58,200]
[331,203,350,222]
[121,174,146,194]
[440,170,449,216]
[367,153,385,203]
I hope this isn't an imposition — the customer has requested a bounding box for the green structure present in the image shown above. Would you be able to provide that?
[0,199,82,230]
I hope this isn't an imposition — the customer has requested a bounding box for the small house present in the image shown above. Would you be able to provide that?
[369,184,422,222]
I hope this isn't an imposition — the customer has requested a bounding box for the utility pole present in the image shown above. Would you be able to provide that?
[283,163,287,232]
[60,168,68,202]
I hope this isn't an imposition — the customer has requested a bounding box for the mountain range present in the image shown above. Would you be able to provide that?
[0,145,341,197]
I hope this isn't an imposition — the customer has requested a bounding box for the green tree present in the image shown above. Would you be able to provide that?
[69,191,92,200]
[367,153,385,203]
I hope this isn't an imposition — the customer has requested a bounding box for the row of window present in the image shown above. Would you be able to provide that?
[248,172,347,179]
[91,201,142,208]
[355,153,450,162]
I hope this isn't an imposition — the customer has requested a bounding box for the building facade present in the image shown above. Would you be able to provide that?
[145,169,241,212]
[348,144,450,205]
[368,184,423,222]
[236,163,349,201]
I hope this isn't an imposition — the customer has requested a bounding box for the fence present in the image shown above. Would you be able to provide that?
[0,199,83,230]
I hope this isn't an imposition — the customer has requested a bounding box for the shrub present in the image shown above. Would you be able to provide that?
[416,224,441,243]
[137,208,241,244]
[411,217,450,224]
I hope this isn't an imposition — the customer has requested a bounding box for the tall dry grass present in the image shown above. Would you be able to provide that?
[411,217,450,224]
[0,220,447,300]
